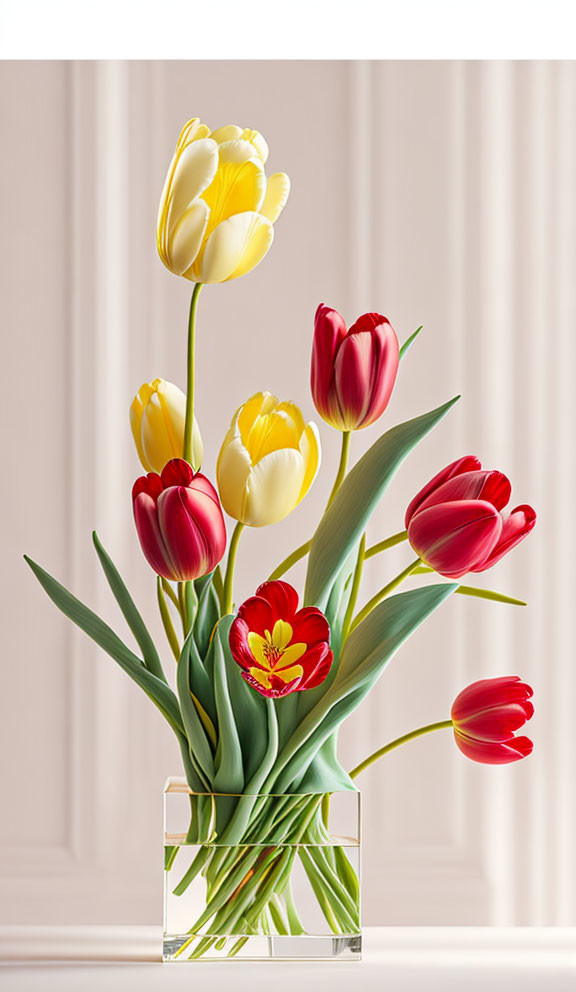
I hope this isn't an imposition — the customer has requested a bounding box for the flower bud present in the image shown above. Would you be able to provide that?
[130,378,203,473]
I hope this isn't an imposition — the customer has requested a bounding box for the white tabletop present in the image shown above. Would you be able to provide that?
[1,926,575,991]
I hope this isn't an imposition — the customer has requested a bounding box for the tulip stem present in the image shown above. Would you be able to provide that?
[157,578,181,661]
[184,282,203,469]
[268,539,312,581]
[340,535,366,645]
[351,556,421,632]
[349,720,454,779]
[364,529,408,559]
[223,522,245,615]
[327,430,351,506]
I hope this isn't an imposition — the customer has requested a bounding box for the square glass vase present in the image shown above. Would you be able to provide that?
[163,777,361,961]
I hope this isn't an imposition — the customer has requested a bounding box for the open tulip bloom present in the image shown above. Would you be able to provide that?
[25,114,537,959]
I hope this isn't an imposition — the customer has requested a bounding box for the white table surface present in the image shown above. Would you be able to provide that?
[1,926,575,991]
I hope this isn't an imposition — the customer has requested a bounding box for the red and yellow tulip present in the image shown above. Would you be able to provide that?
[229,580,333,698]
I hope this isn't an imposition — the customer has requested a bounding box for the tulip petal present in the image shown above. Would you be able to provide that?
[405,456,483,527]
[291,607,331,648]
[157,487,225,580]
[217,433,253,522]
[195,211,273,284]
[451,675,533,723]
[407,500,502,578]
[133,492,177,580]
[260,172,291,222]
[334,331,376,429]
[311,305,349,426]
[256,580,300,620]
[170,199,210,276]
[473,504,537,571]
[297,422,321,505]
[243,448,306,527]
[415,470,512,515]
[454,730,533,764]
[165,138,219,241]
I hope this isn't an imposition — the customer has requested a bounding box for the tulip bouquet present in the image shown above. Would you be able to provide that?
[25,118,536,961]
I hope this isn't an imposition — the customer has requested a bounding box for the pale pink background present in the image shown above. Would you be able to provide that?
[1,60,574,926]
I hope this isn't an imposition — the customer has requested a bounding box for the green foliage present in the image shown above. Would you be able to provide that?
[304,396,459,610]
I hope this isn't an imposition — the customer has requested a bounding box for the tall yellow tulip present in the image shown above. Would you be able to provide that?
[130,378,203,473]
[217,392,320,527]
[157,119,290,284]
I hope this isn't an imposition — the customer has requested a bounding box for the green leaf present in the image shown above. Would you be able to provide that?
[212,622,245,795]
[399,324,423,360]
[215,616,269,781]
[193,575,220,657]
[271,583,457,793]
[24,554,185,736]
[176,630,214,788]
[456,585,526,606]
[92,531,166,682]
[304,396,459,610]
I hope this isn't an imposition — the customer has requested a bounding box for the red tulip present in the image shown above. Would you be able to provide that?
[229,580,333,698]
[132,458,226,581]
[405,456,536,578]
[311,304,399,431]
[451,676,534,764]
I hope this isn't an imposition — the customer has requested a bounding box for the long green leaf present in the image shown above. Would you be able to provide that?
[216,615,269,781]
[399,324,423,359]
[92,531,167,682]
[176,631,214,788]
[213,622,245,794]
[271,583,457,793]
[304,396,459,610]
[24,554,184,736]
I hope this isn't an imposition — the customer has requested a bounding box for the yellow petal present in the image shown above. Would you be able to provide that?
[243,448,305,527]
[240,128,269,163]
[237,391,277,440]
[260,173,291,223]
[201,141,266,238]
[130,378,202,473]
[247,632,273,670]
[216,432,252,521]
[297,422,321,505]
[209,124,243,145]
[166,138,219,238]
[274,664,304,684]
[271,619,293,651]
[248,667,272,690]
[168,199,210,276]
[194,211,273,284]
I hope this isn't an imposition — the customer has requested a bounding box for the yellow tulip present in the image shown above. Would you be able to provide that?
[217,392,321,527]
[130,378,203,473]
[157,118,290,284]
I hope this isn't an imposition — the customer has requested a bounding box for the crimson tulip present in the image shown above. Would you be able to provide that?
[405,456,536,578]
[311,304,399,431]
[132,458,226,581]
[451,676,534,763]
[229,580,333,698]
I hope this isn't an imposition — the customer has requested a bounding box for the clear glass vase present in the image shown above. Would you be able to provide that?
[163,777,361,961]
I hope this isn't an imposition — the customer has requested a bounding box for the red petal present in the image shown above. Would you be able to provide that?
[160,458,195,488]
[236,594,275,635]
[132,492,177,579]
[414,470,511,514]
[255,580,300,621]
[291,606,331,647]
[347,312,390,335]
[405,456,483,527]
[407,500,502,578]
[157,487,225,581]
[451,676,533,723]
[298,643,333,690]
[311,304,348,424]
[454,730,533,764]
[229,617,256,671]
[333,332,375,429]
[132,473,164,502]
[189,472,221,504]
[454,701,534,742]
[357,320,399,428]
[473,504,537,571]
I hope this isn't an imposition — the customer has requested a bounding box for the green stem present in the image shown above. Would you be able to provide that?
[212,565,225,607]
[268,539,312,581]
[177,582,188,635]
[349,719,454,779]
[223,522,244,615]
[351,556,422,632]
[183,282,203,468]
[340,534,366,644]
[161,577,180,611]
[364,529,408,559]
[327,430,351,506]
[157,577,180,661]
